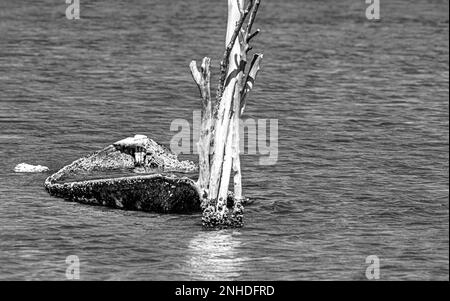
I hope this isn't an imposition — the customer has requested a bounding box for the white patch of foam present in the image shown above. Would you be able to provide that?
[14,163,49,173]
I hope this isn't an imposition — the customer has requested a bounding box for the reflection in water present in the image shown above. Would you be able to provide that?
[184,231,247,280]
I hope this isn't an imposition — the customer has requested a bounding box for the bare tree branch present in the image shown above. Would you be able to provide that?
[190,57,211,106]
[216,0,254,105]
[190,57,212,193]
[240,53,263,114]
[246,0,260,36]
[247,28,260,43]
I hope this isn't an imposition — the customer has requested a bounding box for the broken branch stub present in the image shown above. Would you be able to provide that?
[240,53,263,115]
[190,58,212,195]
[189,57,211,106]
[231,79,243,200]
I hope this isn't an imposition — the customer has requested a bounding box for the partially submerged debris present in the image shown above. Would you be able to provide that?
[201,197,245,229]
[44,134,251,217]
[190,0,263,229]
[44,135,201,213]
[43,0,264,229]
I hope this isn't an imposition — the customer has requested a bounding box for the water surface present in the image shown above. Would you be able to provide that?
[0,0,448,280]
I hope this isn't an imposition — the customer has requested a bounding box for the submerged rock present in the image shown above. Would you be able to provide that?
[44,134,248,228]
[44,135,202,213]
[201,197,245,229]
[15,163,49,173]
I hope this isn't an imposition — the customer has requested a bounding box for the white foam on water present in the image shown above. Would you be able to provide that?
[14,163,49,173]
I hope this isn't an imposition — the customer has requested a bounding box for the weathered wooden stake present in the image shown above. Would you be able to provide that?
[232,83,242,200]
[190,0,263,228]
[189,58,212,196]
[209,0,245,208]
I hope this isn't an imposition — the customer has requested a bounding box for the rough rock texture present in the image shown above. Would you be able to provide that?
[44,134,250,227]
[44,135,202,213]
[201,195,245,229]
[46,174,202,213]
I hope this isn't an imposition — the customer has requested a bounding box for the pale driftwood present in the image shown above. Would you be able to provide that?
[190,58,211,105]
[230,3,263,204]
[217,92,236,202]
[216,0,254,105]
[209,0,264,213]
[239,0,261,65]
[228,0,261,199]
[231,81,243,200]
[189,0,264,228]
[190,58,212,194]
[209,0,245,206]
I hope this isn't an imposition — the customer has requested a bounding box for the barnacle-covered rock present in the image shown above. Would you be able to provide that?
[201,197,245,229]
[44,135,201,213]
[45,134,250,226]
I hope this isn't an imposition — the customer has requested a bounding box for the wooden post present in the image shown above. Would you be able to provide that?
[190,0,263,228]
[232,82,243,200]
[209,0,245,208]
[190,57,212,195]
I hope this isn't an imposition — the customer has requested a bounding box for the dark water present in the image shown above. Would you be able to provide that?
[0,0,448,280]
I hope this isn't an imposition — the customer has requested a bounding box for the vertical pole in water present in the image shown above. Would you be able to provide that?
[190,58,212,197]
[209,0,244,210]
[190,0,263,228]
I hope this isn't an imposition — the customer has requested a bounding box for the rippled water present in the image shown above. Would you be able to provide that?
[0,0,448,280]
